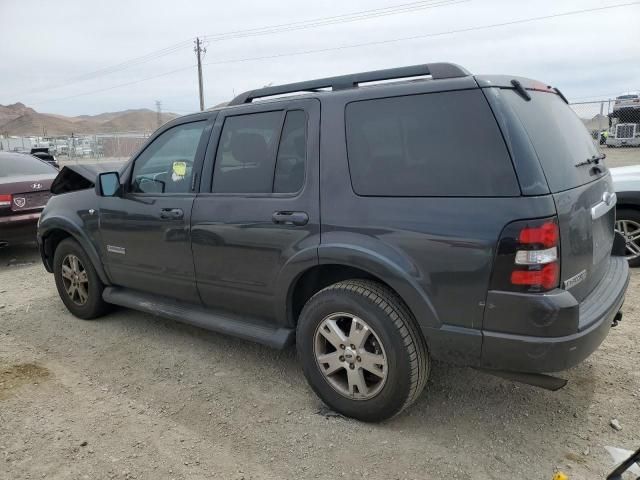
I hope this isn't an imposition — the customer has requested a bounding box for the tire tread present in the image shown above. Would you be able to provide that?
[310,279,429,417]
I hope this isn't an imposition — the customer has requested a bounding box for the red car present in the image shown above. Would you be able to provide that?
[0,152,58,247]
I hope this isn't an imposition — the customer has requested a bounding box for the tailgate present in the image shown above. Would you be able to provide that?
[553,175,615,302]
[498,87,616,300]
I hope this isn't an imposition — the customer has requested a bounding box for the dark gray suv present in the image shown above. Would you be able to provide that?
[38,63,630,421]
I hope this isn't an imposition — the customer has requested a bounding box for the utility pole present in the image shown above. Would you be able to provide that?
[155,100,162,128]
[194,37,206,111]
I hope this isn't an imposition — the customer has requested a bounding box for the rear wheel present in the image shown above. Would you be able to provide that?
[297,279,429,421]
[615,209,640,267]
[53,238,110,319]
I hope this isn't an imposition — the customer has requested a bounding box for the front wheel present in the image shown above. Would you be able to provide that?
[53,238,110,319]
[615,208,640,267]
[297,280,429,421]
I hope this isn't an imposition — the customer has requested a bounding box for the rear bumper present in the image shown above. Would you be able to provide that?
[606,138,640,147]
[480,256,629,373]
[0,212,40,245]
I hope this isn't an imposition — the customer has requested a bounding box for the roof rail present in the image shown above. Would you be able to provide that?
[228,62,471,106]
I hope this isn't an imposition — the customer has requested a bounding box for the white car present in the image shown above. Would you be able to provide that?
[611,165,640,266]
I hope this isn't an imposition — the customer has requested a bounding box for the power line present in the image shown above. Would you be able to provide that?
[32,64,196,105]
[13,40,193,98]
[30,1,640,106]
[202,2,640,66]
[13,0,463,99]
[202,0,466,42]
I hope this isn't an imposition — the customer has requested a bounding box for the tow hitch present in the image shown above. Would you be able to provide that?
[612,311,623,328]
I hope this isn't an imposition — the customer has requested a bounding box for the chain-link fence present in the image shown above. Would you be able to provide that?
[0,131,152,166]
[569,98,640,167]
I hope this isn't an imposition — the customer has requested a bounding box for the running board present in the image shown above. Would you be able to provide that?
[102,287,295,349]
[475,368,568,391]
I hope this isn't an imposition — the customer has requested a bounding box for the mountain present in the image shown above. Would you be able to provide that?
[99,110,177,132]
[0,102,36,127]
[0,103,180,136]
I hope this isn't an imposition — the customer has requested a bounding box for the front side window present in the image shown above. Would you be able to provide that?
[130,121,206,194]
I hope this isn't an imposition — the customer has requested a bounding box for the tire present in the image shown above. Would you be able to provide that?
[297,279,429,422]
[616,208,640,268]
[53,238,110,319]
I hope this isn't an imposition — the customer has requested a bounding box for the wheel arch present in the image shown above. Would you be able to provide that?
[284,244,440,332]
[40,217,110,285]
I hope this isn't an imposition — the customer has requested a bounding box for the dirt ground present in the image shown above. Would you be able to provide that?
[2,149,639,480]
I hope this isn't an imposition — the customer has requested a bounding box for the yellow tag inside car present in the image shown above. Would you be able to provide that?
[172,161,187,177]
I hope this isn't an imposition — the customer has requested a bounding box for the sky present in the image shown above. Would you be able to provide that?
[0,0,639,117]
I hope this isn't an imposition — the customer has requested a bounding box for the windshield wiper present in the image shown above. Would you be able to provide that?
[575,153,606,168]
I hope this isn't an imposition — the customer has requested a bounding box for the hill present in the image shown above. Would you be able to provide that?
[0,103,180,136]
[100,110,177,132]
[0,102,36,127]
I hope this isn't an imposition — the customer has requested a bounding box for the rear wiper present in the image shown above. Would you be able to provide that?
[575,153,606,168]
[510,79,531,101]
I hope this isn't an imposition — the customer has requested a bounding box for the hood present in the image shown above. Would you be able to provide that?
[610,165,640,192]
[50,161,125,195]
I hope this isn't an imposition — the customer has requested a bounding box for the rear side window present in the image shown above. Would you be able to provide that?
[0,154,56,177]
[345,90,519,197]
[213,111,281,193]
[274,110,306,193]
[212,110,307,194]
[502,90,604,193]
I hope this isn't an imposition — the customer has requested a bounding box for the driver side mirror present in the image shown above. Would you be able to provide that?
[97,171,121,197]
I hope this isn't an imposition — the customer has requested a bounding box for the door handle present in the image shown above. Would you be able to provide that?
[160,208,184,220]
[272,211,309,226]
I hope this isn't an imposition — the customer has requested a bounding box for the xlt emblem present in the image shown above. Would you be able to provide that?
[564,269,587,290]
[106,245,126,255]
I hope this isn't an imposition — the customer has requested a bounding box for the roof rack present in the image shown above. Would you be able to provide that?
[228,62,471,106]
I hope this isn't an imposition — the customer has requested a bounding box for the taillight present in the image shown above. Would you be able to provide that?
[0,194,11,208]
[518,222,558,248]
[511,263,559,290]
[490,217,560,293]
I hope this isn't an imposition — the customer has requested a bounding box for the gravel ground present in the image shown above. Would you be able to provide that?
[1,247,639,480]
[1,148,639,480]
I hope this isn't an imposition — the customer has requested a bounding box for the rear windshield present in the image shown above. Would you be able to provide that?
[345,89,519,197]
[502,90,604,193]
[0,154,56,177]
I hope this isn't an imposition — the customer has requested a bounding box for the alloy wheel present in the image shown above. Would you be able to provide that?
[61,254,89,305]
[314,312,388,400]
[615,219,640,261]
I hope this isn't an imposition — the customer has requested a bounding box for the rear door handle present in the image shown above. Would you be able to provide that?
[272,211,309,226]
[160,208,184,220]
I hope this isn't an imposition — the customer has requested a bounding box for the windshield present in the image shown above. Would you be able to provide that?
[0,153,57,177]
[502,89,605,192]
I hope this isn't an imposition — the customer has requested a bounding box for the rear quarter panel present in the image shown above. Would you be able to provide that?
[318,86,557,363]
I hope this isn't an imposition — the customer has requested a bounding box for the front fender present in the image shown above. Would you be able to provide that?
[38,213,110,285]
